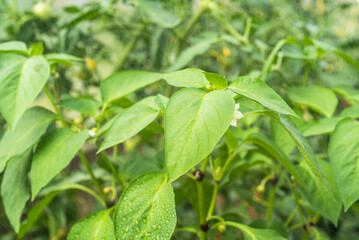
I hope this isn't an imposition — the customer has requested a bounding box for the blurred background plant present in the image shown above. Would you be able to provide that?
[0,0,358,239]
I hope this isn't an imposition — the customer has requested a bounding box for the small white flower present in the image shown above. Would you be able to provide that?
[88,130,96,137]
[230,103,244,127]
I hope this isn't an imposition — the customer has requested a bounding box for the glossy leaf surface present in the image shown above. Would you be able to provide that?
[165,88,234,182]
[114,172,176,240]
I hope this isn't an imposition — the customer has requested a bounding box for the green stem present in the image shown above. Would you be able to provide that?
[261,38,287,81]
[114,23,146,70]
[266,184,276,221]
[285,208,298,226]
[206,183,218,221]
[96,142,126,189]
[197,156,210,240]
[78,150,108,204]
[43,85,68,128]
[176,1,209,56]
[219,18,247,43]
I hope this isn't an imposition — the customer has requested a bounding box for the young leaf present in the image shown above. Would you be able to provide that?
[139,0,181,28]
[100,71,161,107]
[287,86,338,118]
[165,88,235,182]
[68,209,115,240]
[98,102,159,152]
[114,172,176,239]
[0,54,50,129]
[1,152,31,233]
[59,95,99,116]
[228,76,298,118]
[161,68,209,88]
[203,72,228,90]
[0,106,57,173]
[219,221,286,240]
[329,119,359,211]
[0,41,28,55]
[31,129,88,199]
[28,42,44,56]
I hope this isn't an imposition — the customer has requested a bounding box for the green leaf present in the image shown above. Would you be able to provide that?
[28,42,44,56]
[44,53,83,65]
[114,172,176,239]
[204,72,228,90]
[18,191,59,239]
[165,39,213,72]
[31,129,88,199]
[340,104,359,118]
[300,117,344,137]
[296,160,342,225]
[59,94,99,115]
[165,88,235,182]
[228,76,298,117]
[243,133,303,186]
[0,41,28,55]
[287,86,338,118]
[98,101,159,152]
[1,152,31,233]
[220,221,286,240]
[270,119,295,155]
[100,71,161,107]
[225,129,238,150]
[333,85,359,103]
[161,68,209,88]
[0,106,57,173]
[255,111,333,198]
[155,94,169,111]
[0,55,50,129]
[139,0,180,28]
[68,210,115,240]
[329,119,359,211]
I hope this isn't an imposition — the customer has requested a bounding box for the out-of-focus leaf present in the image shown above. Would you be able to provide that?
[287,86,338,118]
[139,0,180,28]
[329,119,359,211]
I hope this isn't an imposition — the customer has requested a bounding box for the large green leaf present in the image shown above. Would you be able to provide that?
[98,99,160,152]
[0,54,50,128]
[270,119,295,155]
[30,129,88,199]
[1,152,31,233]
[329,119,359,211]
[0,41,28,55]
[161,68,209,88]
[100,71,161,107]
[165,88,234,182]
[296,160,342,225]
[139,0,180,28]
[68,209,115,240]
[114,172,176,239]
[219,221,286,240]
[228,76,297,117]
[287,86,338,118]
[0,106,57,173]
